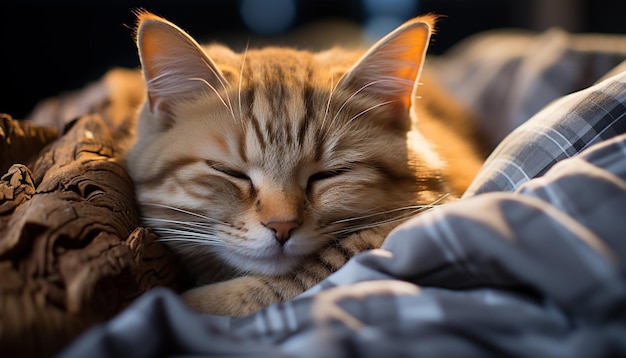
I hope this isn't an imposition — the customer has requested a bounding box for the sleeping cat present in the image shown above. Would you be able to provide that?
[125,11,484,316]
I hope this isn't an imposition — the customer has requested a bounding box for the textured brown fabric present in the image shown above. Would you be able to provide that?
[0,69,181,357]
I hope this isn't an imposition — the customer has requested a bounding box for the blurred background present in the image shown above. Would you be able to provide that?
[1,0,625,119]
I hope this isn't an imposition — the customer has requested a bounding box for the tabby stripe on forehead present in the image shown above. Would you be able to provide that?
[283,62,313,146]
[264,117,277,145]
[284,112,293,146]
[242,86,256,118]
[275,63,300,146]
[264,63,283,112]
[296,63,317,146]
[314,130,325,161]
[237,86,256,161]
[298,85,314,146]
[249,114,267,151]
[236,128,248,162]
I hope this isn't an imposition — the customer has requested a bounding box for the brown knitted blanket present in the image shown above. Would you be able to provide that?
[0,69,181,357]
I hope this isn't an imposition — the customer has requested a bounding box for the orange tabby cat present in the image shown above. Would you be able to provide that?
[125,11,484,316]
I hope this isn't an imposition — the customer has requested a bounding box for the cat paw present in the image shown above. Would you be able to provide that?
[180,277,270,317]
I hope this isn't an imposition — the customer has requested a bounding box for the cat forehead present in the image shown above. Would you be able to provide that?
[204,44,358,81]
[204,44,317,63]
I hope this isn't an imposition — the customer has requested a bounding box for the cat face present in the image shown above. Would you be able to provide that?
[126,12,445,281]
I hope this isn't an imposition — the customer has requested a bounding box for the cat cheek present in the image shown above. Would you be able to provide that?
[305,180,335,202]
[285,232,328,255]
[310,183,354,206]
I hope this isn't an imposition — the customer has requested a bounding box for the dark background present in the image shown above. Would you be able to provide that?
[1,0,625,119]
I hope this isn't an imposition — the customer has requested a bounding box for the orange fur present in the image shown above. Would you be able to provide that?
[126,12,484,316]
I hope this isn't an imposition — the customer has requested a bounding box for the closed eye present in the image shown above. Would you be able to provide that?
[307,167,350,190]
[205,160,250,181]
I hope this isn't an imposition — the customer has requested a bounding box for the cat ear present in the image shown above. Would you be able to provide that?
[336,15,435,115]
[135,12,229,121]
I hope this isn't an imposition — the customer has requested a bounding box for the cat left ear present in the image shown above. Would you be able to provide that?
[336,15,435,116]
[135,11,230,123]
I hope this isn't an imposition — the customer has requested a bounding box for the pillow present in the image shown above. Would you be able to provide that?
[464,69,626,197]
[430,28,626,145]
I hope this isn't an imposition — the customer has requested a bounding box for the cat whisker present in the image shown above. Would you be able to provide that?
[201,57,237,121]
[338,207,421,231]
[142,217,215,229]
[330,79,387,127]
[326,100,397,142]
[329,77,417,137]
[326,211,418,236]
[330,78,411,125]
[156,237,218,245]
[238,42,250,121]
[188,77,231,109]
[345,99,398,126]
[328,204,436,225]
[187,77,234,118]
[151,226,219,238]
[152,225,220,236]
[326,194,450,235]
[158,239,212,252]
[143,203,231,226]
[320,67,336,132]
[381,75,415,89]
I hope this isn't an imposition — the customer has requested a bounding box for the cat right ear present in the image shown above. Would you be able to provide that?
[335,15,435,125]
[135,11,229,124]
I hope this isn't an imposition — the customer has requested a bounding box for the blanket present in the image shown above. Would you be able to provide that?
[0,70,182,357]
[2,27,626,357]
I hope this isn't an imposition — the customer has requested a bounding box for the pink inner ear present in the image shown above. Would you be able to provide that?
[136,15,230,120]
[337,17,433,112]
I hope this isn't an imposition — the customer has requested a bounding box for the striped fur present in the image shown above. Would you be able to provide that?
[126,12,482,316]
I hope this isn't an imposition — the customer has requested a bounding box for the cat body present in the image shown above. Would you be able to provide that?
[126,12,483,316]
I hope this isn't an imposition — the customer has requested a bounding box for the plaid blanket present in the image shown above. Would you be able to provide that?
[60,29,626,358]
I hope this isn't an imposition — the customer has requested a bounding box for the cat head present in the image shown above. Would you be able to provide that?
[126,11,446,281]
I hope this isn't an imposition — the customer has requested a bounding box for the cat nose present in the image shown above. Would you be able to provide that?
[263,220,300,245]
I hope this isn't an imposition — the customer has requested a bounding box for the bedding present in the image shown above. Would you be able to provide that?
[60,71,626,358]
[1,27,626,357]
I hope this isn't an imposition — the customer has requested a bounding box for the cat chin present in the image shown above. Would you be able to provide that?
[219,230,326,276]
[223,250,304,276]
